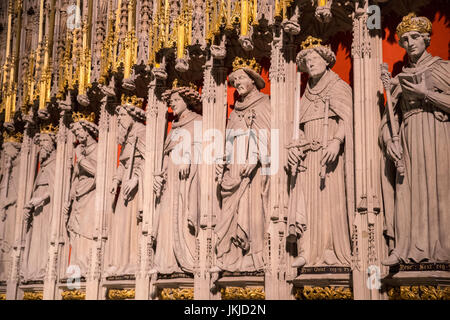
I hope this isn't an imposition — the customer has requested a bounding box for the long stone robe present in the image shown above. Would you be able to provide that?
[0,150,20,282]
[215,90,270,272]
[66,142,97,277]
[153,111,201,274]
[380,52,450,263]
[289,70,353,267]
[104,123,145,277]
[22,155,56,282]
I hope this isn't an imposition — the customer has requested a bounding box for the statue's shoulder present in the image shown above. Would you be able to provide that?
[329,73,352,97]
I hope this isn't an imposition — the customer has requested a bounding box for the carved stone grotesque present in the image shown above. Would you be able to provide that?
[104,95,146,277]
[22,127,58,282]
[212,57,270,273]
[379,13,450,266]
[62,112,98,277]
[151,80,202,275]
[0,133,22,282]
[287,36,353,268]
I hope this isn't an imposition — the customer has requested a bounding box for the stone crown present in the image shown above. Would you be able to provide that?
[301,36,328,50]
[232,57,261,74]
[396,13,432,38]
[40,123,59,135]
[3,131,23,143]
[72,111,96,123]
[121,94,144,109]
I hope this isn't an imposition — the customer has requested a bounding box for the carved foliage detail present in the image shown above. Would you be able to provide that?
[388,286,450,300]
[159,288,194,300]
[221,287,265,300]
[295,286,353,300]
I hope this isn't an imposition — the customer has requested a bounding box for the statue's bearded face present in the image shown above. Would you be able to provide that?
[72,123,88,145]
[169,92,188,118]
[304,50,328,80]
[232,69,256,98]
[117,107,132,144]
[38,134,55,163]
[399,31,427,59]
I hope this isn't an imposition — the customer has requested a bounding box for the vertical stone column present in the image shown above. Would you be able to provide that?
[43,110,71,300]
[266,30,296,300]
[85,96,114,300]
[194,57,227,300]
[351,2,386,300]
[6,127,37,300]
[135,76,166,300]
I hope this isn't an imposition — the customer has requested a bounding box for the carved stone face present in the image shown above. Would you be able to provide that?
[117,107,132,145]
[72,123,88,145]
[232,69,256,98]
[169,92,188,118]
[399,31,427,60]
[303,50,328,80]
[38,134,55,163]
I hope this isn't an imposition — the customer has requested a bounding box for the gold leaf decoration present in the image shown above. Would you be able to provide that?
[159,288,194,300]
[295,286,353,300]
[61,290,86,300]
[23,291,43,300]
[388,286,450,300]
[0,293,6,300]
[107,289,136,300]
[221,287,265,300]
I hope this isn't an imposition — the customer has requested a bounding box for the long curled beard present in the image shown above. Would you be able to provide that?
[39,142,55,163]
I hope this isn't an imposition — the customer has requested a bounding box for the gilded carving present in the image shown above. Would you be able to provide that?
[294,286,353,300]
[159,288,194,300]
[23,291,43,300]
[107,289,136,300]
[221,287,265,300]
[388,286,450,300]
[61,290,86,300]
[0,293,6,300]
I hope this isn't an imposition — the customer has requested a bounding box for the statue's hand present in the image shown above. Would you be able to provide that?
[63,201,71,216]
[215,162,225,182]
[321,139,341,166]
[23,203,33,220]
[123,176,138,201]
[29,197,44,209]
[400,74,428,100]
[240,162,258,178]
[287,145,302,169]
[178,164,191,180]
[386,139,403,162]
[153,172,166,196]
[110,179,120,194]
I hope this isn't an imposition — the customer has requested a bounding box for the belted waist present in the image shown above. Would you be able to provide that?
[402,104,433,121]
